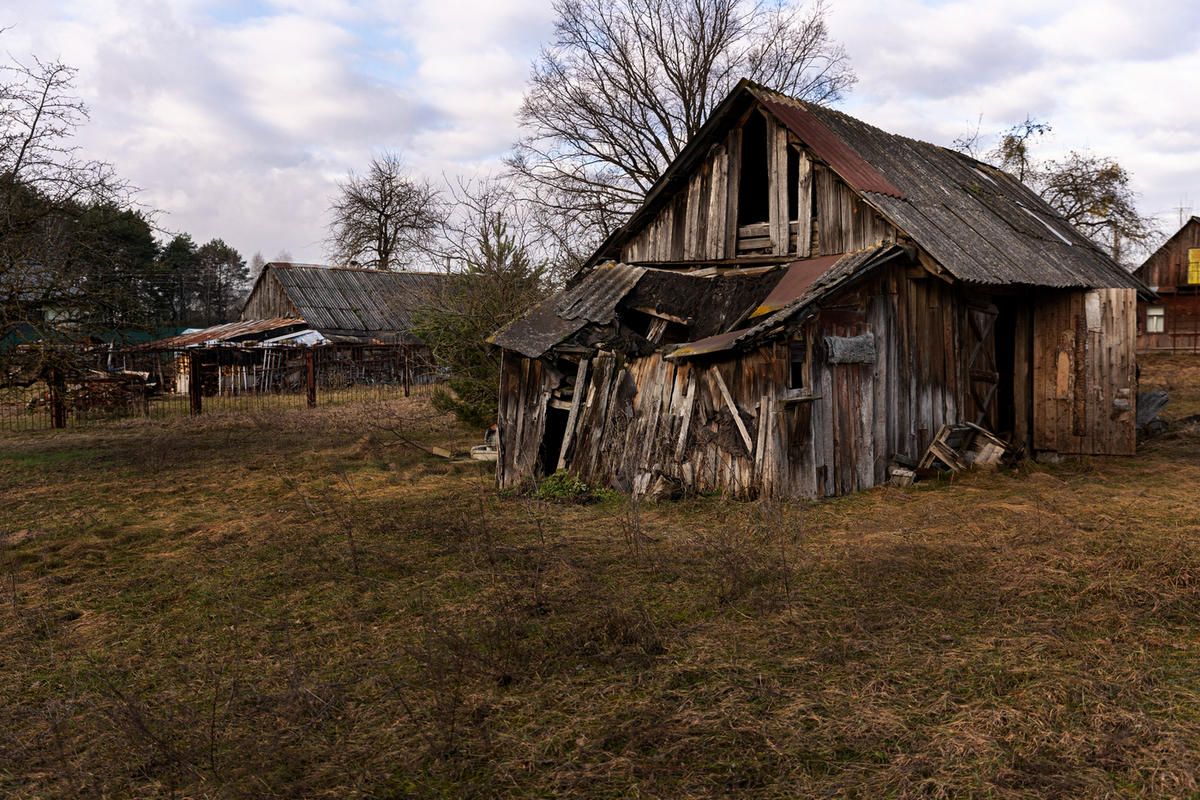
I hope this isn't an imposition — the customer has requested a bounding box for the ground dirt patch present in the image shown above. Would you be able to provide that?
[3,384,1200,798]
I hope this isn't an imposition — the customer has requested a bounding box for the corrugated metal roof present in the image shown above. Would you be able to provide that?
[268,264,445,337]
[143,318,307,348]
[556,262,646,322]
[491,263,649,358]
[749,255,844,318]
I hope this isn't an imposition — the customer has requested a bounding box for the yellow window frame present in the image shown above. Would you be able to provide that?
[1189,248,1200,284]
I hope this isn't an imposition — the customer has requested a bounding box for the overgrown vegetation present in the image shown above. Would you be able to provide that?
[3,356,1200,798]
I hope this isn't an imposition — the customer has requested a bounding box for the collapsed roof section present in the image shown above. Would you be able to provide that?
[491,245,907,362]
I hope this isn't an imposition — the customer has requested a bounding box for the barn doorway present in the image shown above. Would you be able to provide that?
[537,403,569,477]
[992,298,1018,437]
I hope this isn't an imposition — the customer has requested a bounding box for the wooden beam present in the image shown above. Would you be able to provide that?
[770,119,790,255]
[675,370,697,460]
[556,358,589,471]
[709,367,754,453]
[794,148,812,256]
[629,306,693,326]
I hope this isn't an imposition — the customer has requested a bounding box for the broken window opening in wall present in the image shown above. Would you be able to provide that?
[737,112,769,227]
[787,336,810,397]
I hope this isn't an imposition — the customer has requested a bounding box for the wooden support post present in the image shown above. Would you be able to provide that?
[306,348,317,408]
[48,368,66,429]
[188,354,202,416]
[403,346,410,397]
[556,358,589,471]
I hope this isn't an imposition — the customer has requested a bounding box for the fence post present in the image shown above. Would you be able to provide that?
[403,346,410,398]
[306,348,317,408]
[189,352,202,415]
[48,367,66,429]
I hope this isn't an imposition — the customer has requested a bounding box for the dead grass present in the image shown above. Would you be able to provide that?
[1139,351,1200,418]
[3,388,1200,798]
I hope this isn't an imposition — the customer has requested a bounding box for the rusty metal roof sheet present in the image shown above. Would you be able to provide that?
[143,318,307,348]
[668,245,906,360]
[758,96,904,199]
[267,264,445,337]
[749,255,845,318]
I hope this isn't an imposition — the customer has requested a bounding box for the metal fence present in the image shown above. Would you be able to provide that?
[1,343,436,433]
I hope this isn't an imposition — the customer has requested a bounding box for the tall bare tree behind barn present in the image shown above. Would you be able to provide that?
[508,0,855,267]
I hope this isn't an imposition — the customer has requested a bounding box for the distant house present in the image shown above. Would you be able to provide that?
[1133,217,1200,352]
[491,80,1148,500]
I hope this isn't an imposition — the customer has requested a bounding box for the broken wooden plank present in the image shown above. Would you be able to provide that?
[675,370,697,460]
[710,367,753,453]
[556,358,589,471]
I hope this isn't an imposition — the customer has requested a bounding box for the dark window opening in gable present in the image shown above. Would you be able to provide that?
[737,112,769,226]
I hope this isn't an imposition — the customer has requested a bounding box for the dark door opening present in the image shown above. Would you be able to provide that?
[992,298,1018,437]
[537,404,570,477]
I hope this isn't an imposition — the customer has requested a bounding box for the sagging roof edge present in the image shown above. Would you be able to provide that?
[665,244,910,360]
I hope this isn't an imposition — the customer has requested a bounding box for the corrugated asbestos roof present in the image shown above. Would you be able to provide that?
[490,263,647,358]
[144,318,307,348]
[749,86,1142,291]
[267,264,445,338]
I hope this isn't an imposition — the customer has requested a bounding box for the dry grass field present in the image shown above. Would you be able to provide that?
[3,356,1200,799]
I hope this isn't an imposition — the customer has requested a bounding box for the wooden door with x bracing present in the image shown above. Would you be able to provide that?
[965,302,1000,430]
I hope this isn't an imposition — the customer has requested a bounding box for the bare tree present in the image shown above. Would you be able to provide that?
[325,152,442,271]
[1037,152,1158,265]
[508,0,855,263]
[1,52,134,379]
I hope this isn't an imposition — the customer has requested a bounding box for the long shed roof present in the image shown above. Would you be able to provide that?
[253,263,445,340]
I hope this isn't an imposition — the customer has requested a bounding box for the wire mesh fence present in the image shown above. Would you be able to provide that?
[1,343,437,433]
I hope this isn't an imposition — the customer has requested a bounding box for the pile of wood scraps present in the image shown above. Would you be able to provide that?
[917,423,1009,474]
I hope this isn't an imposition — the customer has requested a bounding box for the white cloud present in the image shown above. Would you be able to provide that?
[4,0,1199,267]
[828,0,1200,237]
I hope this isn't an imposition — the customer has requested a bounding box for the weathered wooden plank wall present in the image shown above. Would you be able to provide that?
[496,354,560,489]
[619,105,897,265]
[1032,288,1136,455]
[499,268,1134,499]
[242,272,299,320]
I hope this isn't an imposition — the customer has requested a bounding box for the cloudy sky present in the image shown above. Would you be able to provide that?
[5,0,1199,264]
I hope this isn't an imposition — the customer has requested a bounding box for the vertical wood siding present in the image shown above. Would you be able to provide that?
[1032,288,1136,455]
[499,269,1134,499]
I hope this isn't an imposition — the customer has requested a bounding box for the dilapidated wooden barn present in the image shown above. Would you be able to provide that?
[491,80,1148,499]
[1133,216,1200,352]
